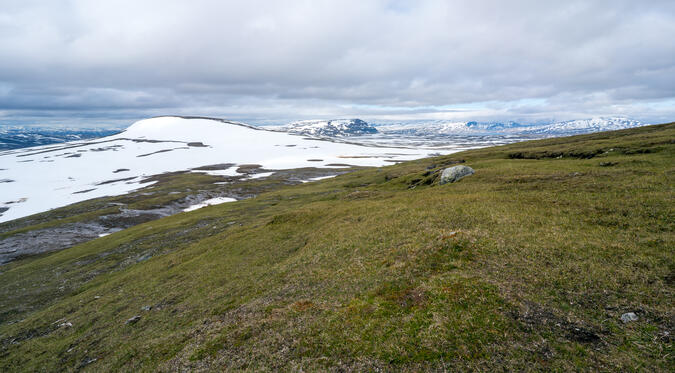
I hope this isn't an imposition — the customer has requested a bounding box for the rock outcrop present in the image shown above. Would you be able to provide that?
[439,165,475,184]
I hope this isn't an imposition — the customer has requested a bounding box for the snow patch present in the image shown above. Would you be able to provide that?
[246,172,274,180]
[301,175,338,183]
[183,197,237,212]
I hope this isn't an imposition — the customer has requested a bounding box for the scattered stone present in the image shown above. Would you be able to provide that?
[95,176,137,186]
[236,164,263,174]
[136,253,152,263]
[125,315,141,325]
[440,231,457,240]
[72,188,96,194]
[187,142,208,147]
[621,312,639,323]
[141,305,152,311]
[137,148,174,157]
[439,165,475,185]
[79,357,97,368]
[191,163,234,171]
[58,321,73,328]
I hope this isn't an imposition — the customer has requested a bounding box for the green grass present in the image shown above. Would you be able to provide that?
[0,123,673,371]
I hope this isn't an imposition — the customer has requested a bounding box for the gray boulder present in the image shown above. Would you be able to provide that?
[620,312,638,323]
[440,165,475,184]
[125,315,141,325]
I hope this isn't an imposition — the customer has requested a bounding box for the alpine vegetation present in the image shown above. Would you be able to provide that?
[1,1,673,371]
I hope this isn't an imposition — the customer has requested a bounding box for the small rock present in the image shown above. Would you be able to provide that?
[136,253,152,263]
[141,305,152,311]
[439,165,475,185]
[58,322,73,328]
[125,315,141,325]
[187,142,208,147]
[440,231,457,240]
[621,312,639,323]
[79,357,97,368]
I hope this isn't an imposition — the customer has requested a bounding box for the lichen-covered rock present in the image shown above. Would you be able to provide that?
[620,312,638,323]
[439,165,475,184]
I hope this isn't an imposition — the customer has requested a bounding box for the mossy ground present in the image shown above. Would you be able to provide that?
[0,123,673,371]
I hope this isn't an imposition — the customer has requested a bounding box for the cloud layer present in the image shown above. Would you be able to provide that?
[1,0,674,126]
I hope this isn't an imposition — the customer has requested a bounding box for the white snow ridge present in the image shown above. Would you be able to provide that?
[0,116,450,223]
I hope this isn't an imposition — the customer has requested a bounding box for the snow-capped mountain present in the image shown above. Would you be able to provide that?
[520,117,644,135]
[0,116,447,223]
[374,117,644,136]
[269,119,378,137]
[375,121,526,135]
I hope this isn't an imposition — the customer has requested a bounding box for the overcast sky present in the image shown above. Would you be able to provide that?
[1,0,674,127]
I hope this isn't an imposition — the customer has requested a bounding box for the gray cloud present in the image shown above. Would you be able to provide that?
[0,0,674,126]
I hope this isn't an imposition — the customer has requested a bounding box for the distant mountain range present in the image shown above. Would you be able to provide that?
[518,117,645,135]
[0,115,654,223]
[0,118,647,150]
[268,119,378,137]
[268,117,646,137]
[0,127,121,150]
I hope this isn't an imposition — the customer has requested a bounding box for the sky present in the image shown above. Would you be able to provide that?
[0,0,674,128]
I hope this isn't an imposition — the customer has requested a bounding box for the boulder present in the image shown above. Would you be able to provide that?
[439,165,475,184]
[125,315,141,325]
[620,312,638,323]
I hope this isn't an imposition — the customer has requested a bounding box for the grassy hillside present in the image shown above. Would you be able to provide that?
[1,123,673,371]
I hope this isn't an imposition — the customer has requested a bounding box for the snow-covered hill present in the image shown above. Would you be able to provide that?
[0,116,445,223]
[269,119,378,137]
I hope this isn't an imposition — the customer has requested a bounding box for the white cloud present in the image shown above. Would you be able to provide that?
[0,0,673,126]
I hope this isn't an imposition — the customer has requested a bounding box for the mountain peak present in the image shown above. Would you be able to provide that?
[271,119,378,137]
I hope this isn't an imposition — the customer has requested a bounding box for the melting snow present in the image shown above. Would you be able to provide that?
[247,172,275,180]
[0,116,459,223]
[301,175,338,183]
[183,197,237,212]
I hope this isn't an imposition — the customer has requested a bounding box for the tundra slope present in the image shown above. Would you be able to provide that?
[0,123,672,371]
